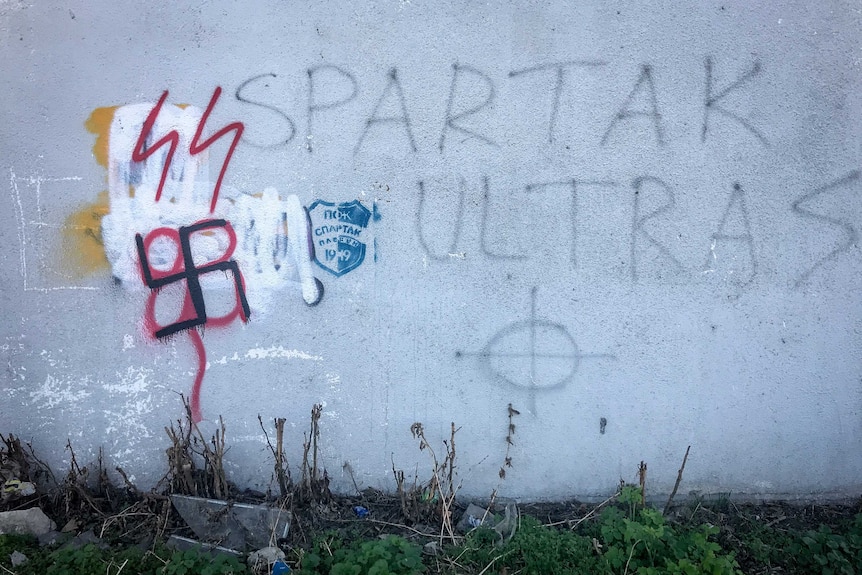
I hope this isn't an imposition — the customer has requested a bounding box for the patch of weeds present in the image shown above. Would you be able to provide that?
[46,544,111,575]
[296,529,348,573]
[735,518,798,568]
[0,537,250,575]
[451,516,600,574]
[511,515,601,574]
[451,486,742,575]
[599,486,743,575]
[712,502,862,574]
[0,534,51,573]
[298,531,424,575]
[792,515,862,574]
[0,533,39,557]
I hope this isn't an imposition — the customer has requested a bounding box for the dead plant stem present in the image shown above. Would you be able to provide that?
[624,540,642,575]
[476,549,515,575]
[663,445,691,515]
[542,489,621,529]
[638,461,647,506]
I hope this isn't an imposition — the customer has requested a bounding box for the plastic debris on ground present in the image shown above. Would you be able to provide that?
[353,505,369,518]
[171,494,291,551]
[456,500,519,544]
[2,479,36,499]
[248,546,286,574]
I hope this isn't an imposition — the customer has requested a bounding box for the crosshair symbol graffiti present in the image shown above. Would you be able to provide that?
[457,287,616,413]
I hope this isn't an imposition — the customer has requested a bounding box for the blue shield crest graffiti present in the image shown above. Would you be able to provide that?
[308,200,372,277]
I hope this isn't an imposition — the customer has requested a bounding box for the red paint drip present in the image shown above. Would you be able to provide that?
[188,329,206,423]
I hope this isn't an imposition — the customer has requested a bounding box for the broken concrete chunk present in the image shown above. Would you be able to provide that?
[0,508,57,536]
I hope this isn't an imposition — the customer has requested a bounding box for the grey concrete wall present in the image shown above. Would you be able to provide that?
[1,0,860,501]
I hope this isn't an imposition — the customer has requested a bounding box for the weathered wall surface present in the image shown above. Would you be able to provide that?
[1,0,860,500]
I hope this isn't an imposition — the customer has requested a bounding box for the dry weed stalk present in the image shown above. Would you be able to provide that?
[542,486,624,529]
[0,433,32,483]
[164,401,198,496]
[488,403,520,513]
[259,415,292,501]
[663,445,691,515]
[638,460,647,506]
[391,456,414,520]
[499,403,519,480]
[1,433,57,507]
[299,404,330,503]
[61,440,101,519]
[275,418,289,498]
[164,397,231,499]
[54,441,141,531]
[4,434,167,545]
[195,415,228,500]
[408,421,462,544]
[98,473,170,542]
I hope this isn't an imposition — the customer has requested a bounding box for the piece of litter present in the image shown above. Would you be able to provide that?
[353,505,369,518]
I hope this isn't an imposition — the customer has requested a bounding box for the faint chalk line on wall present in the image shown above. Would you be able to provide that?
[8,168,98,292]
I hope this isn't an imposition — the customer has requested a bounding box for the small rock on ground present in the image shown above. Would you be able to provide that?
[10,550,28,566]
[0,508,56,536]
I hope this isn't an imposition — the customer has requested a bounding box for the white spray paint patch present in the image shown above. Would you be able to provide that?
[29,373,92,410]
[102,366,159,439]
[205,347,323,369]
[122,334,136,351]
[23,348,160,459]
[99,99,322,312]
[244,346,323,361]
[1,338,28,393]
[326,372,341,393]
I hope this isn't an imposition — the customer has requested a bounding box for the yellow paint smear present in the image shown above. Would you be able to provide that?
[73,101,192,277]
[61,191,110,276]
[84,106,118,169]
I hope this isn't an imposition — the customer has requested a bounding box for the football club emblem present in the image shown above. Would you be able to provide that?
[308,199,372,277]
